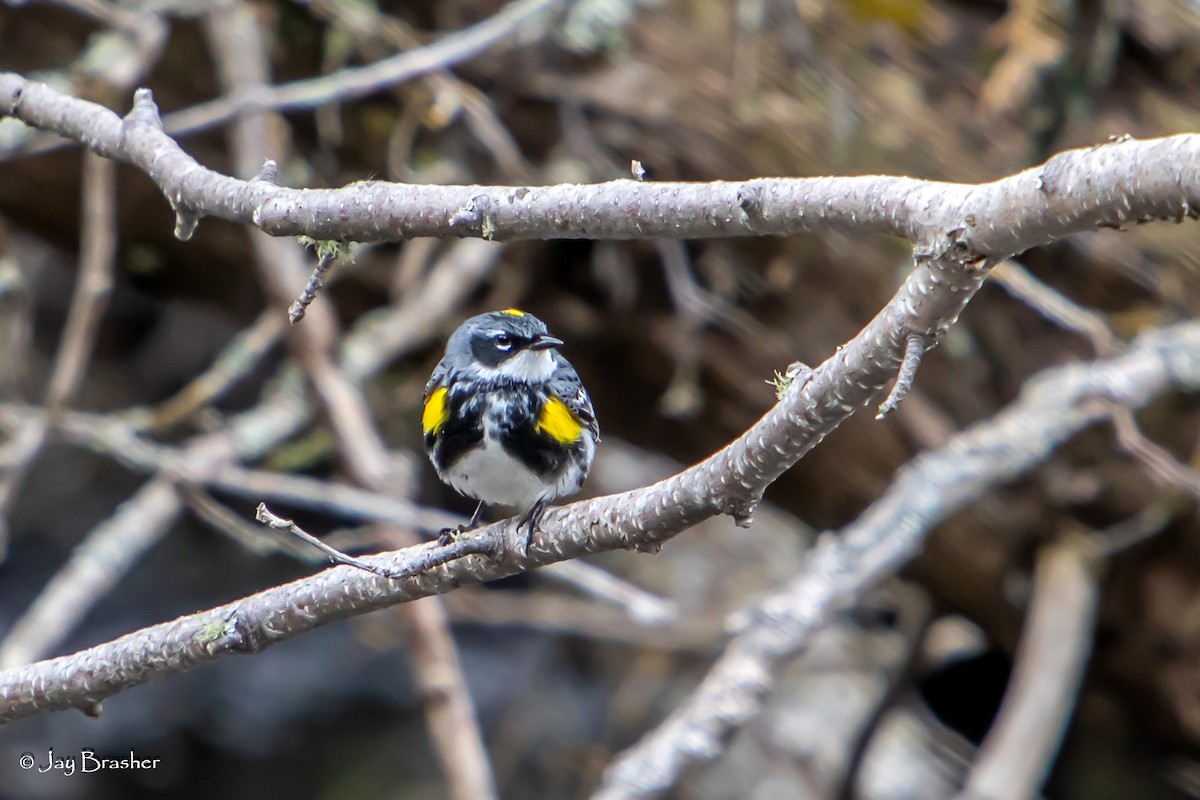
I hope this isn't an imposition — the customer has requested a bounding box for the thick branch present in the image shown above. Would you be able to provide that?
[1,73,1195,250]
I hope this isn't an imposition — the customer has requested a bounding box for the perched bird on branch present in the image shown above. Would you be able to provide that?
[423,309,599,547]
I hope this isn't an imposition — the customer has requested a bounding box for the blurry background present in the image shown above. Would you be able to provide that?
[1,0,1199,798]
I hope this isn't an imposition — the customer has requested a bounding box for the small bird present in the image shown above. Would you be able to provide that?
[422,309,599,546]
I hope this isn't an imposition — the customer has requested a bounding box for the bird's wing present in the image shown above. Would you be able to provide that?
[422,358,453,442]
[550,361,600,442]
[424,357,449,400]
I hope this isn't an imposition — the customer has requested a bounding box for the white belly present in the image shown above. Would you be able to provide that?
[442,437,547,511]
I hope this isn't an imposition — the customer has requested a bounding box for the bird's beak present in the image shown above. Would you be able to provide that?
[529,334,564,351]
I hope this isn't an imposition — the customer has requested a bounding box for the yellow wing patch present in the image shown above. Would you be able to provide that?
[537,396,584,444]
[501,308,526,317]
[423,387,449,435]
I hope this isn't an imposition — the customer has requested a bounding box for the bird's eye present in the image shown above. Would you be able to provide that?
[494,333,513,351]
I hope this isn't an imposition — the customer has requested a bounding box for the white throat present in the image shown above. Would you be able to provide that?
[489,348,557,382]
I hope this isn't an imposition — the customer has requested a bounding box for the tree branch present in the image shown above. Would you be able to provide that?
[1,73,1195,249]
[957,536,1098,800]
[592,322,1200,800]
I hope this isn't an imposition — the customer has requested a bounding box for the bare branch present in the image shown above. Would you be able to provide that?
[183,487,318,560]
[1112,406,1200,501]
[0,150,117,556]
[306,0,534,181]
[161,0,562,138]
[985,260,1200,505]
[1,73,1195,249]
[2,0,557,160]
[989,259,1117,355]
[0,260,30,399]
[256,503,497,582]
[289,245,340,324]
[958,536,1099,800]
[0,475,186,670]
[539,560,679,626]
[149,310,284,433]
[45,152,117,407]
[591,322,1200,800]
[1,59,1198,794]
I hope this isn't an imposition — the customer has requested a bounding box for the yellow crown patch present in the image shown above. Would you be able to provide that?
[501,308,526,317]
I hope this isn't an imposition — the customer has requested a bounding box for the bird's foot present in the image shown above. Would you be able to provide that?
[436,525,469,546]
[516,500,548,555]
[437,501,486,546]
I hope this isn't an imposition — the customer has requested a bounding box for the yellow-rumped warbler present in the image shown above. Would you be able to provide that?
[423,309,599,542]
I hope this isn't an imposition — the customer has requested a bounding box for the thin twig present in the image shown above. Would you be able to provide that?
[46,152,117,408]
[1111,406,1200,501]
[150,310,284,433]
[0,0,558,162]
[989,259,1117,355]
[442,589,708,649]
[289,247,339,324]
[256,503,496,582]
[162,0,561,137]
[877,331,930,419]
[0,258,30,397]
[306,0,534,181]
[987,261,1198,505]
[1089,501,1178,559]
[540,561,679,625]
[0,474,188,669]
[183,487,321,560]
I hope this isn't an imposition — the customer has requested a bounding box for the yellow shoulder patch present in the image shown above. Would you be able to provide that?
[422,387,449,435]
[537,396,584,444]
[501,308,526,317]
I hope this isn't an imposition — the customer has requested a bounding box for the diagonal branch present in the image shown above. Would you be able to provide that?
[0,241,1001,721]
[592,322,1200,800]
